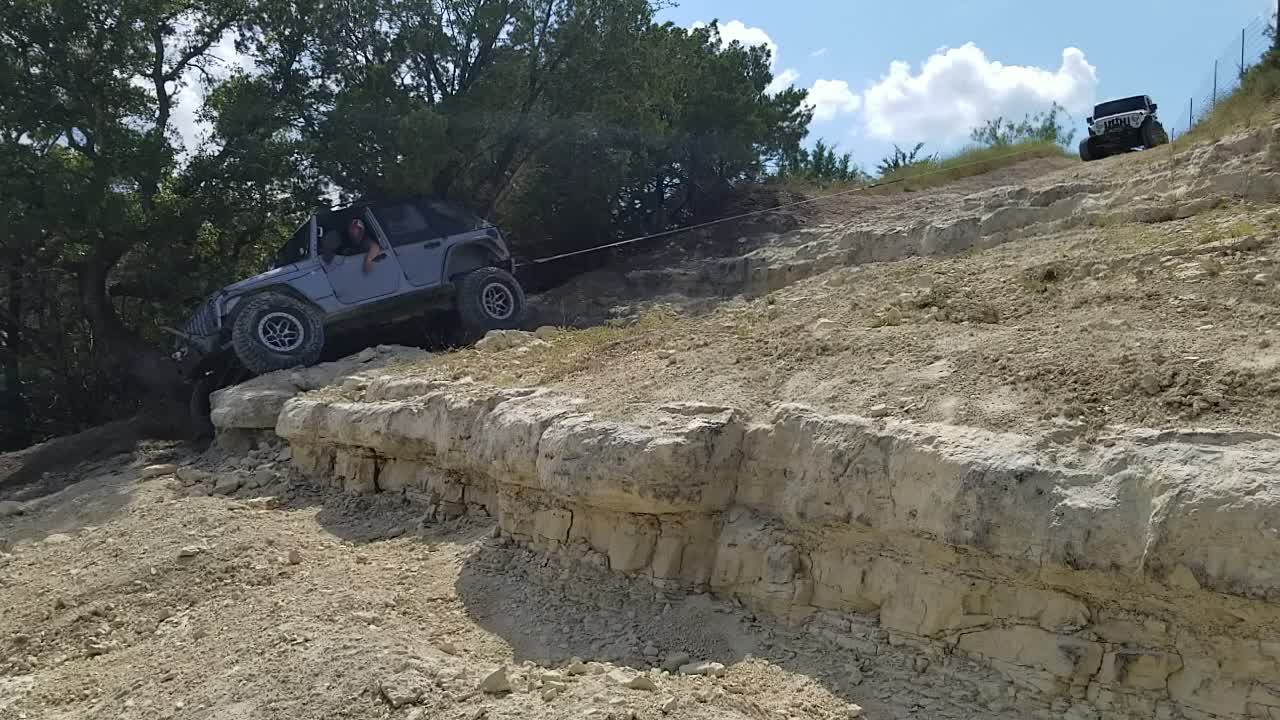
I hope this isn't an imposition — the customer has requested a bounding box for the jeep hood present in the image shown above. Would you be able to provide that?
[222,264,299,295]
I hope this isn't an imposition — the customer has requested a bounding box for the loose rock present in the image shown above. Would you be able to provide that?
[212,475,243,496]
[140,464,178,479]
[660,652,690,672]
[678,661,726,677]
[478,666,511,694]
[379,670,432,708]
[607,669,657,691]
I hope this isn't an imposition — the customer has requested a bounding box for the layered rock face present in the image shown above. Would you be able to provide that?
[530,124,1280,327]
[214,376,1280,720]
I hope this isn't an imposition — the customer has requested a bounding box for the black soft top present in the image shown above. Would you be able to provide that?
[1093,95,1148,118]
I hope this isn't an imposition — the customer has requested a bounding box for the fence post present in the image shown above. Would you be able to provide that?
[1243,27,1247,78]
[1213,60,1218,107]
[1189,97,1193,131]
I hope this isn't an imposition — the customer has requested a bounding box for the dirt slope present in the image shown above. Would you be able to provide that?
[398,131,1280,436]
[0,448,976,720]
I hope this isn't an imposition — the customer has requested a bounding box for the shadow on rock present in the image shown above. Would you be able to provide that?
[450,536,969,719]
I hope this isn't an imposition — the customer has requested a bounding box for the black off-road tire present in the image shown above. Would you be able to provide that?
[1078,138,1094,162]
[1079,137,1108,162]
[189,376,216,441]
[231,293,325,375]
[1141,119,1169,149]
[456,267,527,342]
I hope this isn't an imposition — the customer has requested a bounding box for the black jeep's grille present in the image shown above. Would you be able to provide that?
[183,297,219,338]
[1103,117,1131,132]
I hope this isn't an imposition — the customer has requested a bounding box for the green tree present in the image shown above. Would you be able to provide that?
[0,0,813,450]
[969,103,1077,149]
[777,138,867,185]
[876,142,931,176]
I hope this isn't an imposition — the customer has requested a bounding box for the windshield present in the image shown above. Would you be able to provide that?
[271,220,312,269]
[1094,96,1146,118]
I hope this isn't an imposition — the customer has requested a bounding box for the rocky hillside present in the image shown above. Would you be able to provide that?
[6,124,1280,720]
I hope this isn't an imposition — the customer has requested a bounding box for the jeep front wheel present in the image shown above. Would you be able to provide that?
[456,267,527,341]
[231,293,325,375]
[1141,119,1169,149]
[1079,138,1107,162]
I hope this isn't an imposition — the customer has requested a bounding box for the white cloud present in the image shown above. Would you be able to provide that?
[810,48,828,58]
[170,32,253,155]
[691,20,798,95]
[692,20,778,65]
[767,68,801,95]
[807,79,862,122]
[860,44,1097,142]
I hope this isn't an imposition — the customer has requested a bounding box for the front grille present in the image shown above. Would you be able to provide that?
[183,297,220,338]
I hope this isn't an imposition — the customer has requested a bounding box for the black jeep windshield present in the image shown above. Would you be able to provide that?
[1094,96,1147,118]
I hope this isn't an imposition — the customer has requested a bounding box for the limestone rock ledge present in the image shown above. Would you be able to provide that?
[216,377,1280,720]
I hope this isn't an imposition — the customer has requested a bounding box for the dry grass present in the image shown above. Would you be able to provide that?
[768,140,1072,200]
[874,141,1073,193]
[1183,54,1280,145]
[404,308,685,387]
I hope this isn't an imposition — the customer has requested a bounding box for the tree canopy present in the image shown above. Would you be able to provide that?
[0,0,812,448]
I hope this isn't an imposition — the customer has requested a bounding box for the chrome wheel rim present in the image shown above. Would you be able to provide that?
[257,312,304,353]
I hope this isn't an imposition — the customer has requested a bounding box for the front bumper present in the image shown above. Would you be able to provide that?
[166,294,226,370]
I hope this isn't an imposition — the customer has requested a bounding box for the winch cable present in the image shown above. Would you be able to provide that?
[513,144,1066,270]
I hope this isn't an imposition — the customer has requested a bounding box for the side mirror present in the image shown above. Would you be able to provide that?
[1086,117,1093,124]
[1150,103,1158,112]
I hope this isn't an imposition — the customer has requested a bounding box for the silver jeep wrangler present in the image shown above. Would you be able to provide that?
[1079,95,1169,161]
[169,197,526,393]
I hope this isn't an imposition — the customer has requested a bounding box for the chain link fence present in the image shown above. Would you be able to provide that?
[1175,14,1274,136]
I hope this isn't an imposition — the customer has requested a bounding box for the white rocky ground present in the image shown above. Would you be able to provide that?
[0,447,945,720]
[6,125,1280,720]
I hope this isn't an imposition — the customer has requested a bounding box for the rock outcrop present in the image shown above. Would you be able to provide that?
[204,127,1280,719]
[531,124,1280,328]
[214,375,1280,720]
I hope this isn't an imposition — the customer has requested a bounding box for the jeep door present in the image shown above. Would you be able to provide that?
[318,210,402,305]
[371,201,448,288]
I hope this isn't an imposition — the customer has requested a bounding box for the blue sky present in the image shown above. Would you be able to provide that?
[660,0,1277,168]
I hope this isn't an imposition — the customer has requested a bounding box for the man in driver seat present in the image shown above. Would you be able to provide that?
[342,218,384,274]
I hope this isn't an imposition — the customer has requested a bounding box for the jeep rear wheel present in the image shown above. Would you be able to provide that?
[1141,119,1169,149]
[456,267,527,341]
[231,293,325,375]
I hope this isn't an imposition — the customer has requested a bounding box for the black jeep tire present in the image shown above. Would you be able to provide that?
[1079,138,1095,162]
[231,293,325,375]
[1141,119,1169,149]
[189,376,216,441]
[1080,137,1109,162]
[456,267,527,341]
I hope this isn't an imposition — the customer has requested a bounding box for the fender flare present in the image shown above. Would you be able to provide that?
[223,285,325,329]
[443,237,512,281]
